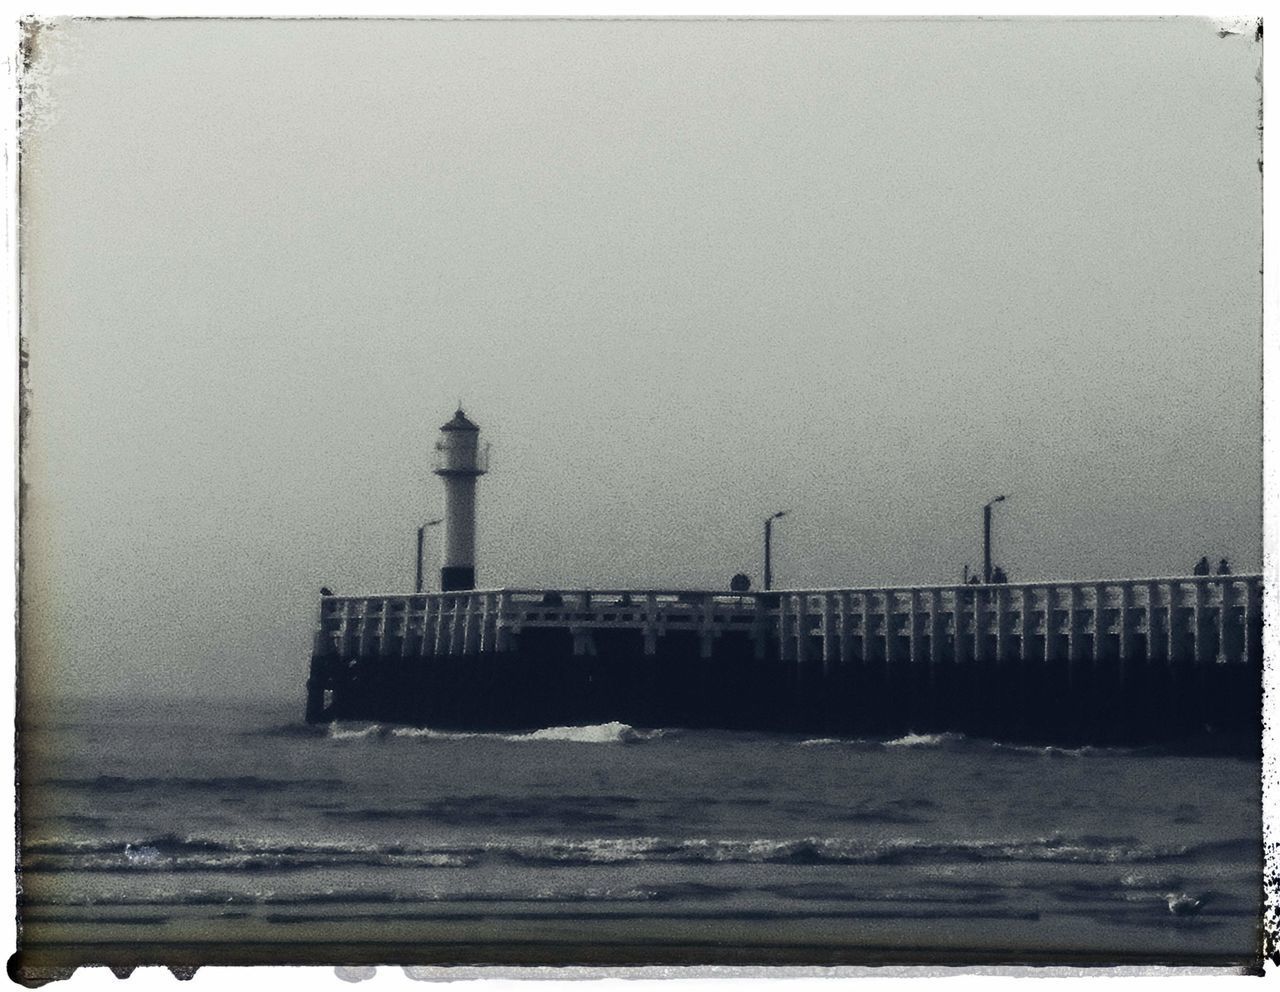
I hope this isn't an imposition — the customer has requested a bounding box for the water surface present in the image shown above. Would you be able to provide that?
[17,697,1263,966]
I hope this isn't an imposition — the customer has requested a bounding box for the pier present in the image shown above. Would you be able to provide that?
[305,573,1262,748]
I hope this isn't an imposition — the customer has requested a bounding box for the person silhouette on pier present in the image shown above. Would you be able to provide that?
[1192,556,1210,576]
[991,566,1008,584]
[1216,558,1232,575]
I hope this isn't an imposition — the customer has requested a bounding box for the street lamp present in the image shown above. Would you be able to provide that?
[764,511,787,591]
[416,518,443,593]
[983,495,1007,584]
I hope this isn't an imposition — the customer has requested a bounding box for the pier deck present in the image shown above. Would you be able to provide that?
[305,574,1262,748]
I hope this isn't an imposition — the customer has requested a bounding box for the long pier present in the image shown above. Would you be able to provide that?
[305,574,1262,748]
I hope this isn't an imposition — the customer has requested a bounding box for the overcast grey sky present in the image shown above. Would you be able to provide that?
[19,18,1262,700]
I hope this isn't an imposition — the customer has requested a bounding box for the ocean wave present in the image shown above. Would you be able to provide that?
[796,732,979,750]
[321,722,1150,754]
[796,732,1139,757]
[389,726,475,740]
[495,833,1244,869]
[508,722,665,744]
[23,833,474,873]
[334,721,666,744]
[23,881,735,910]
[884,732,968,748]
[25,830,1247,874]
[327,723,386,740]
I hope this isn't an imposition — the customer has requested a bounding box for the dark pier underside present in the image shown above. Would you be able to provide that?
[308,625,1261,752]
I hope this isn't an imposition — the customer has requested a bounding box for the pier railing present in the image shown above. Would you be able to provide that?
[313,574,1262,668]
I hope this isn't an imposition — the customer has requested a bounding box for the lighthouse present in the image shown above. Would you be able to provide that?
[433,408,488,592]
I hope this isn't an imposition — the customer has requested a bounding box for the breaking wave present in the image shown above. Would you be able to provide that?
[23,831,1255,875]
[884,732,966,748]
[508,722,666,744]
[330,721,665,744]
[327,724,384,741]
[262,720,1162,755]
[796,732,1140,757]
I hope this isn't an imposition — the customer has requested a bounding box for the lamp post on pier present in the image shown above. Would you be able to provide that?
[415,518,443,593]
[982,495,1007,584]
[764,511,787,591]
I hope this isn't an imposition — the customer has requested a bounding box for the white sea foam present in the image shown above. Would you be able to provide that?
[326,723,384,740]
[799,732,1120,755]
[25,829,1207,876]
[123,843,163,866]
[883,732,963,748]
[505,722,659,744]
[390,727,478,740]
[387,722,663,744]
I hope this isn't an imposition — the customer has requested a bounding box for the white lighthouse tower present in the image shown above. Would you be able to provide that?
[433,408,488,592]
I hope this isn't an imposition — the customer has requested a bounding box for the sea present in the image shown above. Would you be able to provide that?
[17,695,1265,968]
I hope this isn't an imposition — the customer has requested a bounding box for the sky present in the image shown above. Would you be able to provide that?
[18,17,1262,701]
